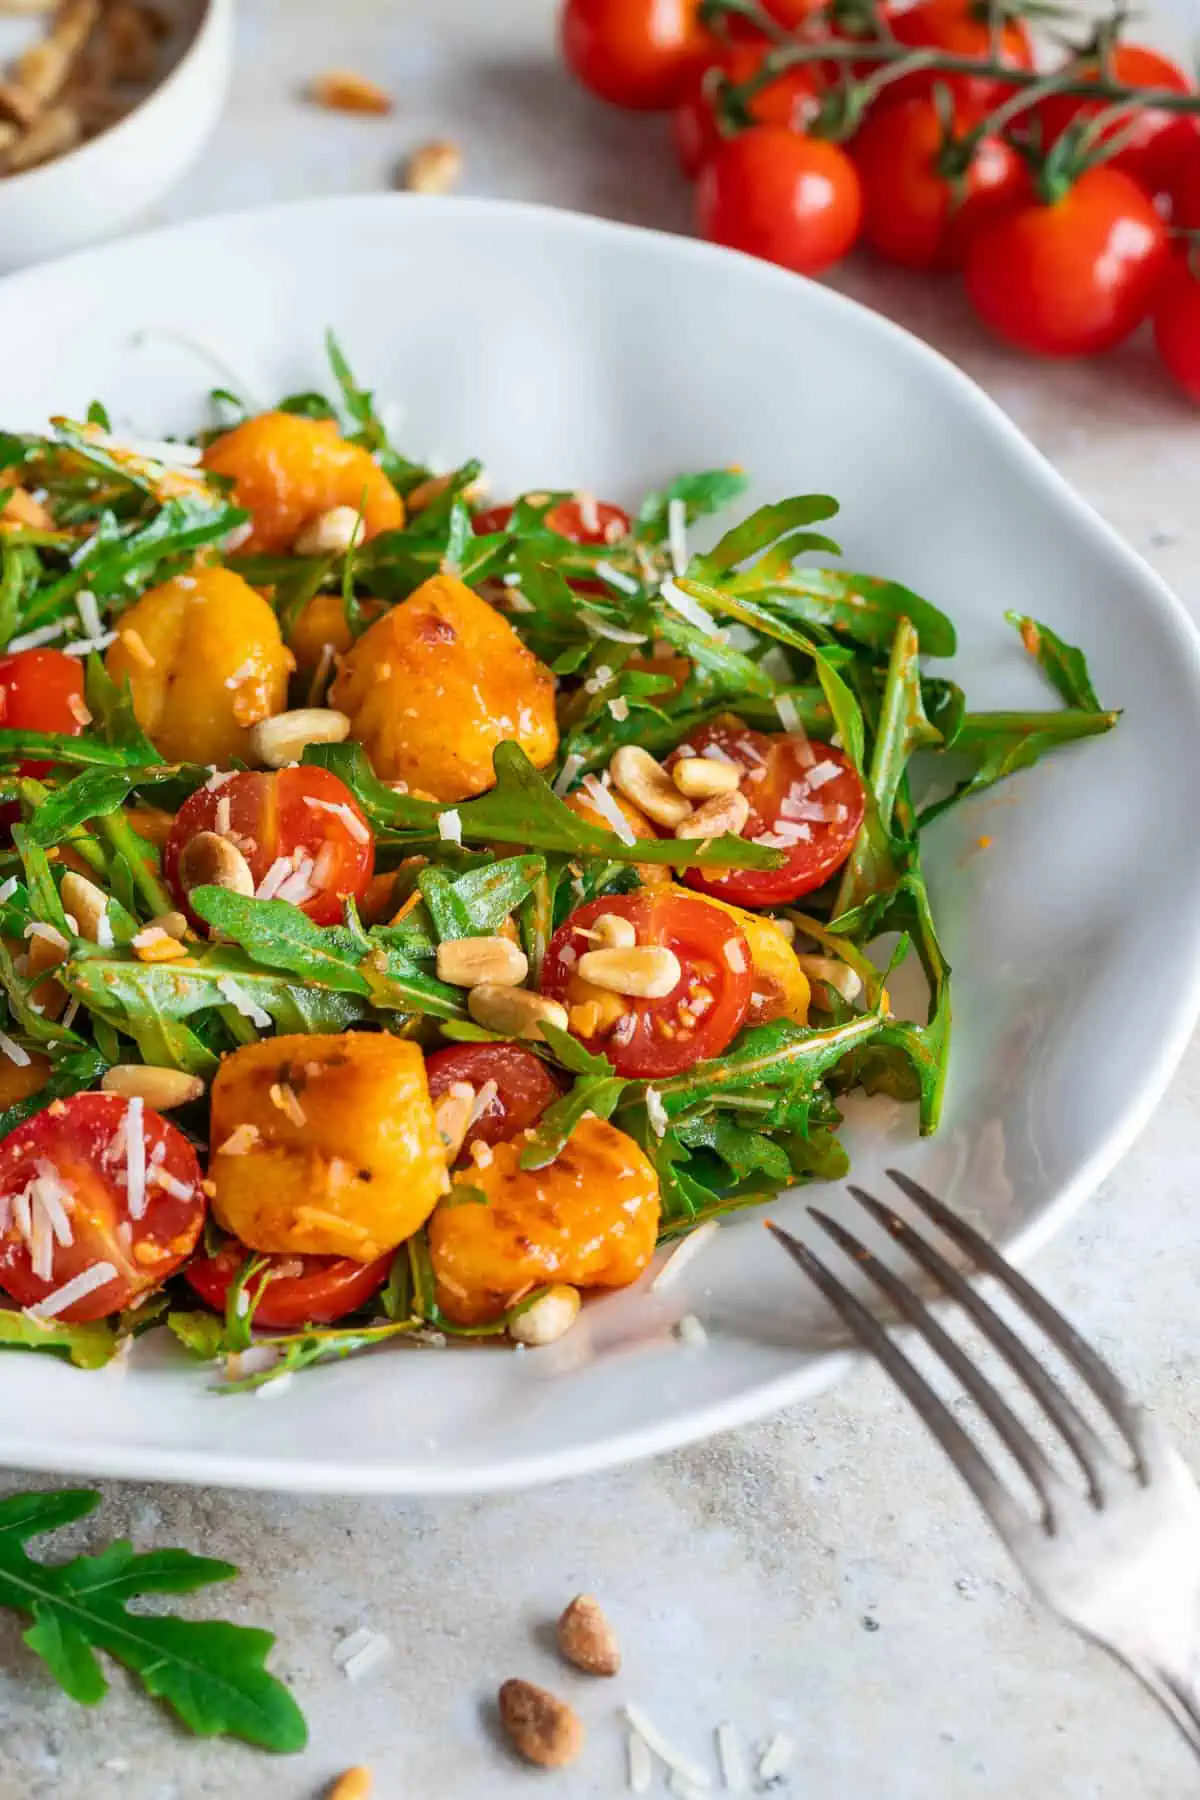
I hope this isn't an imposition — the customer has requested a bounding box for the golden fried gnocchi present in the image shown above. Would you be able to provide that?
[202,411,405,555]
[330,572,559,802]
[687,888,811,1027]
[209,1032,447,1261]
[106,564,291,766]
[427,1115,660,1324]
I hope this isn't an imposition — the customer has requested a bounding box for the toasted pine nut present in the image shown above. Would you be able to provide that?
[102,1064,205,1108]
[309,68,392,114]
[146,910,189,941]
[248,707,351,769]
[674,789,750,840]
[294,505,363,557]
[609,746,692,830]
[436,935,528,989]
[435,1082,475,1162]
[576,946,681,998]
[401,138,462,195]
[591,912,636,949]
[796,955,863,1004]
[328,1769,373,1800]
[60,870,110,943]
[510,1285,581,1347]
[467,985,568,1041]
[179,831,255,898]
[672,755,742,799]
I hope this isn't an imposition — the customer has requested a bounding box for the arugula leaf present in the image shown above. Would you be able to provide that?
[635,468,750,542]
[166,1310,227,1360]
[24,766,186,849]
[0,1310,116,1369]
[1006,612,1102,711]
[0,1488,306,1751]
[61,943,370,1036]
[519,1074,628,1170]
[749,567,956,659]
[0,1050,107,1140]
[418,855,544,942]
[917,707,1118,826]
[325,332,428,495]
[690,495,840,578]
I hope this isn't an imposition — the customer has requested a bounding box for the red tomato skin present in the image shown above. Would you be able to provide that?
[164,765,374,928]
[185,1244,392,1328]
[886,0,1033,109]
[541,890,753,1079]
[696,127,863,276]
[851,96,1029,270]
[472,498,630,547]
[0,648,87,778]
[1168,133,1200,229]
[424,1044,562,1154]
[1153,255,1200,404]
[669,720,865,907]
[673,44,822,178]
[964,170,1168,358]
[1029,46,1194,194]
[560,0,706,110]
[0,1092,205,1320]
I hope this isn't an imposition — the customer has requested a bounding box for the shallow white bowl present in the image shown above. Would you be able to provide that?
[0,0,231,273]
[0,194,1198,1494]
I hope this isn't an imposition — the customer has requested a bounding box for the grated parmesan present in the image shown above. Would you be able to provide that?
[466,1079,499,1130]
[336,1629,393,1683]
[0,1032,30,1067]
[27,1261,117,1320]
[580,774,636,846]
[675,1313,708,1348]
[622,1705,711,1790]
[659,578,722,638]
[757,1734,795,1782]
[608,696,630,722]
[595,563,640,597]
[628,1729,653,1794]
[645,1086,668,1138]
[124,1095,147,1220]
[62,632,116,656]
[0,876,16,904]
[553,753,586,798]
[254,857,293,901]
[437,809,463,847]
[218,1123,260,1157]
[307,797,371,844]
[667,497,688,577]
[716,1722,748,1791]
[6,621,67,652]
[805,759,842,790]
[216,978,272,1029]
[75,589,103,639]
[652,1219,720,1293]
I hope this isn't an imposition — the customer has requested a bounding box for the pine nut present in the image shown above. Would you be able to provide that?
[796,955,863,1004]
[147,910,189,941]
[401,137,462,195]
[294,505,363,556]
[576,946,681,998]
[609,745,692,829]
[179,831,255,898]
[436,935,528,989]
[467,985,568,1041]
[102,1064,205,1108]
[435,1081,475,1161]
[591,912,636,949]
[249,707,352,769]
[509,1285,581,1347]
[59,870,110,943]
[672,755,742,799]
[327,1769,373,1800]
[674,789,750,840]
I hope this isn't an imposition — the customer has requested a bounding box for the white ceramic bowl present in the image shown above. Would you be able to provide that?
[0,0,230,273]
[0,194,1199,1494]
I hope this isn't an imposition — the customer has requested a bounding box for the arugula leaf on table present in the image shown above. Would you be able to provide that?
[1006,612,1102,711]
[0,1488,307,1751]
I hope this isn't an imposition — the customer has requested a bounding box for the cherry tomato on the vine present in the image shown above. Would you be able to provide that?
[0,1092,205,1321]
[560,0,707,110]
[696,126,863,274]
[1152,253,1200,404]
[472,497,631,547]
[886,0,1034,110]
[164,765,375,929]
[851,94,1029,270]
[185,1243,392,1329]
[1029,45,1195,195]
[541,889,753,1079]
[0,647,87,778]
[964,167,1168,357]
[668,717,865,907]
[673,43,823,177]
[1168,132,1200,229]
[424,1044,562,1157]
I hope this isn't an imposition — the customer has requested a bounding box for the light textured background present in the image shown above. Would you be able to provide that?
[2,2,1200,1796]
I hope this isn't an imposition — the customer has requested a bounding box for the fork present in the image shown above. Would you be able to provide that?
[769,1170,1200,1759]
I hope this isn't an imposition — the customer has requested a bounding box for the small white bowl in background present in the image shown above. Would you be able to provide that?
[0,0,231,273]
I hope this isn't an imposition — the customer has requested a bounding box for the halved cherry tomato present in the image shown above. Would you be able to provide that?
[0,1091,205,1321]
[1028,45,1194,195]
[472,497,631,546]
[885,0,1033,109]
[851,95,1029,270]
[541,889,752,1078]
[1153,252,1200,404]
[964,168,1168,358]
[673,43,823,178]
[0,647,87,778]
[425,1044,562,1156]
[560,0,707,110]
[696,127,862,275]
[164,765,374,928]
[669,716,865,907]
[185,1242,392,1329]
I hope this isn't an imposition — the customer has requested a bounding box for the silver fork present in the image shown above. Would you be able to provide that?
[769,1169,1200,1759]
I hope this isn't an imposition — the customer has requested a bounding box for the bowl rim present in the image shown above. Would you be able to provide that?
[0,0,228,198]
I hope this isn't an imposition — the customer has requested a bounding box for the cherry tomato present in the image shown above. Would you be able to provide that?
[541,889,752,1078]
[425,1044,562,1156]
[472,497,631,547]
[1029,45,1194,195]
[764,0,831,22]
[964,168,1168,358]
[185,1242,392,1329]
[164,765,374,929]
[0,647,87,778]
[560,0,706,110]
[1168,130,1200,229]
[851,95,1029,270]
[696,126,863,275]
[886,0,1033,109]
[1153,253,1200,404]
[669,717,865,907]
[0,1092,205,1321]
[673,43,823,178]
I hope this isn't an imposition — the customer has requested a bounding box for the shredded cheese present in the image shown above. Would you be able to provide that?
[6,621,67,652]
[123,1095,147,1220]
[553,753,586,798]
[75,589,103,639]
[26,1261,117,1319]
[608,696,630,722]
[628,1730,653,1794]
[437,809,463,847]
[622,1706,711,1790]
[580,774,636,846]
[307,797,371,844]
[659,578,722,638]
[218,1123,261,1157]
[255,856,293,900]
[716,1722,748,1791]
[652,1219,720,1293]
[595,563,640,596]
[62,632,116,656]
[645,1086,668,1139]
[667,497,688,576]
[806,759,842,790]
[216,978,272,1029]
[0,876,17,905]
[757,1734,795,1782]
[0,1032,30,1067]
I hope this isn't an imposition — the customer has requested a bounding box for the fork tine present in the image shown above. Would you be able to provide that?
[850,1185,1114,1507]
[885,1168,1149,1475]
[766,1222,1028,1541]
[809,1207,1066,1530]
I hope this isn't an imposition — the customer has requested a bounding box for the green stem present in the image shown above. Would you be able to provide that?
[95,810,172,916]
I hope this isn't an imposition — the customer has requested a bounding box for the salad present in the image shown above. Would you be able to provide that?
[0,337,1117,1389]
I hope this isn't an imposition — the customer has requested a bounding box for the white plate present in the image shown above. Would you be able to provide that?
[1,195,1198,1494]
